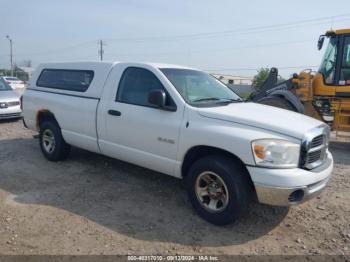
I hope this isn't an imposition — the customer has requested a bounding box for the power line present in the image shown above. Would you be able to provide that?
[114,16,350,44]
[2,13,349,61]
[2,12,349,59]
[104,13,350,43]
[0,40,97,58]
[102,38,314,61]
[3,37,315,60]
[203,65,319,72]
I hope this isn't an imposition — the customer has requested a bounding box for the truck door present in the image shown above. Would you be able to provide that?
[97,65,185,176]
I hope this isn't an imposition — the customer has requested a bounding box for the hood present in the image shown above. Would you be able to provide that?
[197,102,325,139]
[0,90,20,102]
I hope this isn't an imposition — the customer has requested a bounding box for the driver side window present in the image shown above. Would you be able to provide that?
[318,38,337,84]
[116,67,175,108]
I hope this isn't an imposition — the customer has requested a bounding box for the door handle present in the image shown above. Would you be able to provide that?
[108,110,121,116]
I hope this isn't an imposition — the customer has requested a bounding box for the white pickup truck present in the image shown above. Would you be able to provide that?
[23,62,333,225]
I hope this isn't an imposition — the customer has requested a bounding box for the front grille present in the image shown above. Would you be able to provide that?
[7,101,20,107]
[310,134,323,148]
[302,127,329,170]
[0,113,21,119]
[0,101,20,108]
[307,150,322,163]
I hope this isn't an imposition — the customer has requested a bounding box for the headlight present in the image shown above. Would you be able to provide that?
[252,139,300,168]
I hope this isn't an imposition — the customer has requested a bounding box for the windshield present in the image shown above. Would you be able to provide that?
[0,80,12,91]
[161,68,241,106]
[318,37,337,84]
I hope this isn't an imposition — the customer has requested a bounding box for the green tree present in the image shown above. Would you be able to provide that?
[252,68,270,90]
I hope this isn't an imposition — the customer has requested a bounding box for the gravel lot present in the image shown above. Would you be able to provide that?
[0,119,349,255]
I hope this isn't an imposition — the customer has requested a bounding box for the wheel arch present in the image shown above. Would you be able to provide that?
[181,145,256,194]
[36,109,59,129]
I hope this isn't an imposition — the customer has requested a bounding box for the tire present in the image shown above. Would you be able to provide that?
[39,121,70,161]
[259,96,297,112]
[186,155,252,225]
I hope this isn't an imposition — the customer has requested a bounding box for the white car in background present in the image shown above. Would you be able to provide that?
[0,78,22,119]
[2,76,26,90]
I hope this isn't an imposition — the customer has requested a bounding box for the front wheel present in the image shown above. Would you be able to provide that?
[186,155,252,225]
[39,121,70,161]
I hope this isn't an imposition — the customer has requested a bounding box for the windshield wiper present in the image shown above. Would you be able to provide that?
[192,97,222,103]
[191,97,243,105]
[217,98,244,103]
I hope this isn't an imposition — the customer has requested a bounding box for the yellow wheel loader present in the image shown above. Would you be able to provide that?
[251,29,350,137]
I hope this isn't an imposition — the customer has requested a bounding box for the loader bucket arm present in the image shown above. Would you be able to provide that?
[250,67,278,102]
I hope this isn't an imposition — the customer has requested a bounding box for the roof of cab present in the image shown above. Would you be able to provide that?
[138,62,198,70]
[326,28,350,36]
[334,28,350,35]
[36,61,198,70]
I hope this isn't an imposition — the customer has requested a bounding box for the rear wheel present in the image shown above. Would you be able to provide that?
[259,96,297,112]
[186,155,252,225]
[39,121,70,161]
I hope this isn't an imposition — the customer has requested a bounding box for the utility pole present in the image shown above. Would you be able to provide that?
[98,40,106,61]
[6,35,13,76]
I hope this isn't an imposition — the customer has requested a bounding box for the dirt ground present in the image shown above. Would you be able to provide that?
[0,119,349,255]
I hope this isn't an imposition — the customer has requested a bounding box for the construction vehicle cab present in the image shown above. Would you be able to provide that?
[252,28,350,136]
[316,29,350,96]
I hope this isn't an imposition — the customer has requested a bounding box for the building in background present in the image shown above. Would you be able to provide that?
[211,73,254,97]
[0,66,33,82]
[212,74,253,85]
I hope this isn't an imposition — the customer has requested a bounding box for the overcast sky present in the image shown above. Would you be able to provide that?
[0,0,349,77]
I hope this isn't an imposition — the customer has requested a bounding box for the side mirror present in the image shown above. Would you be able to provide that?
[148,89,166,108]
[317,35,325,50]
[148,89,177,111]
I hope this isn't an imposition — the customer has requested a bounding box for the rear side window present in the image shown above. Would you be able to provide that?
[36,69,94,92]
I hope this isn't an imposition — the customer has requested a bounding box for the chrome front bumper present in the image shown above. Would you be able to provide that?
[254,176,331,206]
[249,152,333,206]
[0,106,22,120]
[0,112,22,119]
